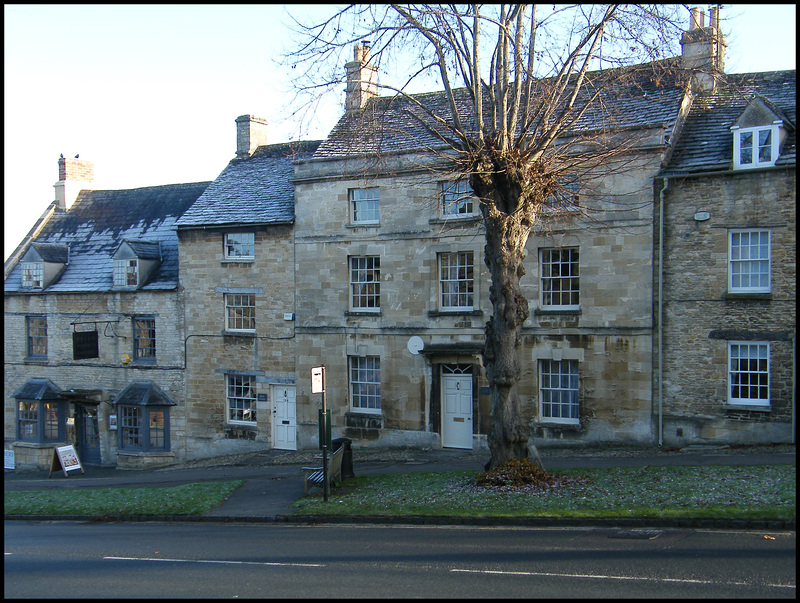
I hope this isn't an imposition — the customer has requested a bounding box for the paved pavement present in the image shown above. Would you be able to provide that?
[4,445,795,529]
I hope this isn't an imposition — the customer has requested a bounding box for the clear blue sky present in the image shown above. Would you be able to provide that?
[4,4,796,261]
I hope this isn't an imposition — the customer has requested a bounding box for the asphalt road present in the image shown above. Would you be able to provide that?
[5,521,795,598]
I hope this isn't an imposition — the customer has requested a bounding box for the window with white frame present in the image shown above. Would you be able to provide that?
[350,188,379,224]
[541,248,580,309]
[441,180,475,217]
[21,262,44,288]
[439,251,474,310]
[350,256,380,311]
[729,230,770,293]
[224,233,255,259]
[227,374,257,423]
[350,355,381,412]
[733,125,780,169]
[26,316,47,358]
[225,293,256,331]
[113,259,139,287]
[133,317,156,361]
[728,342,770,406]
[539,359,580,423]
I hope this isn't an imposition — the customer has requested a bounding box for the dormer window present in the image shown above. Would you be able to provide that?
[730,95,790,171]
[18,243,69,290]
[112,239,161,289]
[114,259,140,287]
[21,262,44,288]
[732,124,780,169]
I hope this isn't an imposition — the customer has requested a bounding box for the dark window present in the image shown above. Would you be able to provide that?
[118,405,169,451]
[27,316,47,358]
[17,399,66,443]
[133,318,156,360]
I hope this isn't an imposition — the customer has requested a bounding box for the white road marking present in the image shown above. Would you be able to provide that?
[105,556,323,568]
[450,568,795,589]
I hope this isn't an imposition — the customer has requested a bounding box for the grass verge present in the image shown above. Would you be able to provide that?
[291,464,796,521]
[4,480,244,517]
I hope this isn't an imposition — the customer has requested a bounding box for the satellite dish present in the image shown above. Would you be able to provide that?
[407,336,424,355]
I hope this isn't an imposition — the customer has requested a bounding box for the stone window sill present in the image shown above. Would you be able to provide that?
[722,403,771,412]
[221,258,255,265]
[724,292,772,301]
[534,308,582,316]
[428,310,483,318]
[536,421,581,430]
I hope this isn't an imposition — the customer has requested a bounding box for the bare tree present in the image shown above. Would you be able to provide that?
[285,4,685,469]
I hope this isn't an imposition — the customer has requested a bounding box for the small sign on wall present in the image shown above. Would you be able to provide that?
[4,449,14,470]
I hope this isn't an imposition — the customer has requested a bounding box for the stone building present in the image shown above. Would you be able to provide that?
[175,121,320,459]
[6,8,793,471]
[657,65,796,445]
[288,41,692,452]
[4,156,209,470]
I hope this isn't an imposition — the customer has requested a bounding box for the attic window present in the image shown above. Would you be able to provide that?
[114,259,139,287]
[441,180,475,218]
[732,125,780,170]
[350,188,379,224]
[21,262,44,288]
[224,233,255,259]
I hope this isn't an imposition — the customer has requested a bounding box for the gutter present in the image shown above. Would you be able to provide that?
[792,332,797,444]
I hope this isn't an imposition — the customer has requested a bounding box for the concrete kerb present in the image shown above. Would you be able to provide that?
[2,513,795,531]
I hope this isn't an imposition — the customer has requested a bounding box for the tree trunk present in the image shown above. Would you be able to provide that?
[481,211,531,470]
[469,147,547,472]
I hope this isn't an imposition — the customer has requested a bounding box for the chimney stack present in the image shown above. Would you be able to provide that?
[681,6,726,95]
[236,115,269,159]
[55,156,94,210]
[345,42,378,112]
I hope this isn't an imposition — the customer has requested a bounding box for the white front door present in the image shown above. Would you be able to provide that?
[441,374,473,449]
[271,385,297,450]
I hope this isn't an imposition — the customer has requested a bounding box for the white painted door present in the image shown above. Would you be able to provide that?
[441,374,473,449]
[272,385,297,450]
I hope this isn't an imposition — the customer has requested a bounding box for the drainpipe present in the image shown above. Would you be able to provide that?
[657,177,669,447]
[792,332,796,444]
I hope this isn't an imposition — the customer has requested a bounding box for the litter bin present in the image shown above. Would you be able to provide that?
[331,437,354,478]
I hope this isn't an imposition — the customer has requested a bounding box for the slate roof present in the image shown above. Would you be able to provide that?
[4,182,209,293]
[176,140,321,229]
[112,381,176,406]
[314,59,688,159]
[663,70,796,175]
[117,239,162,260]
[29,243,69,264]
[11,378,62,400]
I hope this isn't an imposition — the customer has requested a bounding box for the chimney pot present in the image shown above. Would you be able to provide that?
[689,7,704,30]
[709,6,719,30]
